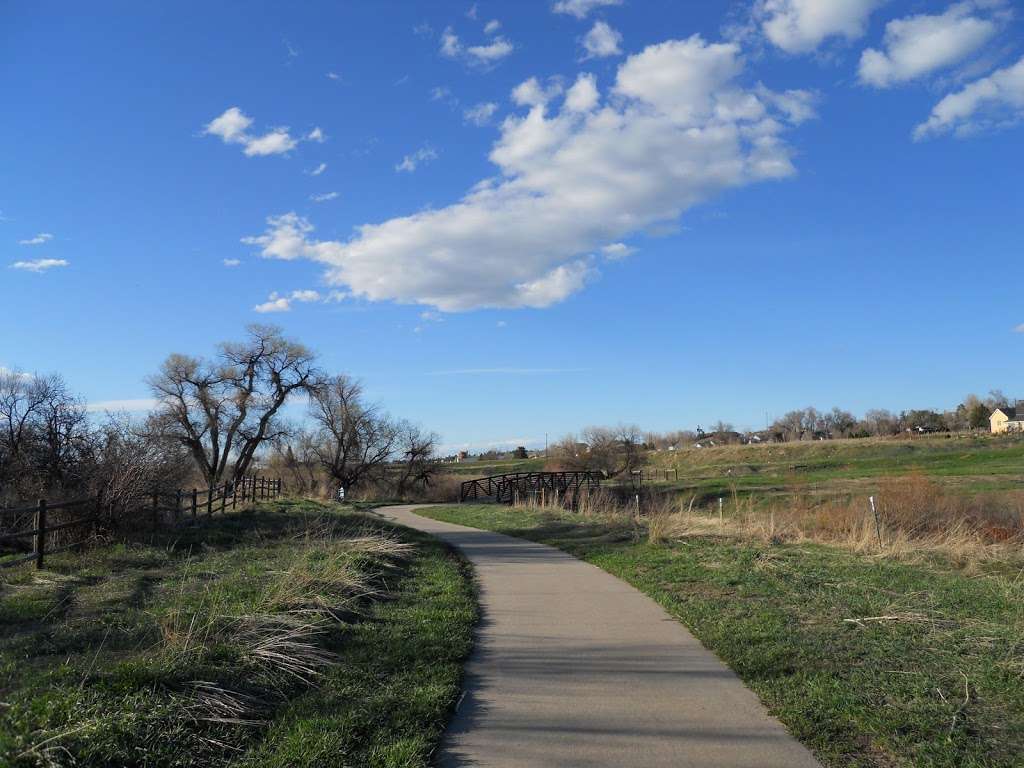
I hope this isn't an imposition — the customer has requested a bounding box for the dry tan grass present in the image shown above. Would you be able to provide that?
[546,475,1024,567]
[155,519,416,726]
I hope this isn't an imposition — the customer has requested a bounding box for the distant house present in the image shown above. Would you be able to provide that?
[990,405,1024,434]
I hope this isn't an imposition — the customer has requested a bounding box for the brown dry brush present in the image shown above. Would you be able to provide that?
[553,474,1024,565]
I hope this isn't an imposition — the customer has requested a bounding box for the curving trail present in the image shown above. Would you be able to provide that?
[376,505,821,768]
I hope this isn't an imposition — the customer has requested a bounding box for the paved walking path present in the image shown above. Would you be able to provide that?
[376,505,820,768]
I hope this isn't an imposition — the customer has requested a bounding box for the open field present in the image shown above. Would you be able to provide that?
[643,434,1024,501]
[440,457,547,476]
[0,499,475,768]
[424,503,1024,768]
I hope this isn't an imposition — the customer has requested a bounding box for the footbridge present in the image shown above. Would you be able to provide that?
[459,471,603,505]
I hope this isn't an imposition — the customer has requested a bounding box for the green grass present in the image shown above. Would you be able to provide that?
[441,457,546,476]
[423,504,1024,768]
[0,499,476,768]
[640,434,1024,502]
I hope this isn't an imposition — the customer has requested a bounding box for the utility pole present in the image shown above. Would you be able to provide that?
[545,433,548,459]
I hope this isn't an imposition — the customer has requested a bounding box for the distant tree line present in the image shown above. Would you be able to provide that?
[634,390,1011,450]
[542,392,1014,477]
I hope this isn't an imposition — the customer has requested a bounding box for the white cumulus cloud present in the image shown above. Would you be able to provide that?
[859,3,999,88]
[467,37,514,64]
[582,21,623,59]
[756,0,883,54]
[553,0,622,19]
[10,258,68,272]
[203,107,308,157]
[240,35,809,312]
[914,54,1024,139]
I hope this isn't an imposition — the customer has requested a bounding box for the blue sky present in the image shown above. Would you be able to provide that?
[3,0,1023,452]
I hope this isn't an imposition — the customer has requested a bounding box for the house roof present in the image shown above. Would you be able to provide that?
[994,406,1018,419]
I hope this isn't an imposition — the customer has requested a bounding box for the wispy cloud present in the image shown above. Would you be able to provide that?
[437,436,541,453]
[307,162,328,176]
[310,191,340,203]
[439,25,514,66]
[253,289,322,313]
[18,232,53,246]
[484,19,501,35]
[223,258,241,267]
[326,71,341,81]
[601,242,636,260]
[553,0,622,19]
[86,398,158,413]
[464,101,498,125]
[426,367,588,376]
[10,258,68,272]
[395,146,438,173]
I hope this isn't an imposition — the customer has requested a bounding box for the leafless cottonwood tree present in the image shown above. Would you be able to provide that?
[394,420,439,497]
[0,370,93,498]
[148,325,318,487]
[308,374,399,495]
[554,424,644,477]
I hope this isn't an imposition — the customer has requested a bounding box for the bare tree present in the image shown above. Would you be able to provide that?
[559,425,643,477]
[308,374,398,495]
[394,421,439,498]
[148,325,318,487]
[0,369,52,484]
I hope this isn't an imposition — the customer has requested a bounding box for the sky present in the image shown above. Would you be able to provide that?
[2,0,1023,453]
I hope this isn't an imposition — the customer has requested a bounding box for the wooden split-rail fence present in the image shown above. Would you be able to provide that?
[0,476,282,571]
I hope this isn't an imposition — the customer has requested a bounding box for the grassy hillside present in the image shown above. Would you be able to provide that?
[645,434,1024,500]
[424,503,1024,768]
[0,499,475,768]
[440,457,547,476]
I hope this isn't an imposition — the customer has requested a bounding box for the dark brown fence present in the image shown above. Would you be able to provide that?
[0,476,282,571]
[460,471,602,505]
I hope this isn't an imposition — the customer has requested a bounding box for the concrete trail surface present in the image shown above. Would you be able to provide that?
[376,505,821,768]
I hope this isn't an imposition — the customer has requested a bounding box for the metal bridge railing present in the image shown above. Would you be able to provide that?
[459,471,603,505]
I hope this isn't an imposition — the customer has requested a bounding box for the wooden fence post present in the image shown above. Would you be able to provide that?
[152,491,159,529]
[232,481,237,510]
[175,490,182,524]
[220,484,227,514]
[34,499,47,570]
[191,488,198,519]
[207,487,213,517]
[94,489,104,541]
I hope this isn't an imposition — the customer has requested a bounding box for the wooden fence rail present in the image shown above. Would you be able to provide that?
[0,476,282,571]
